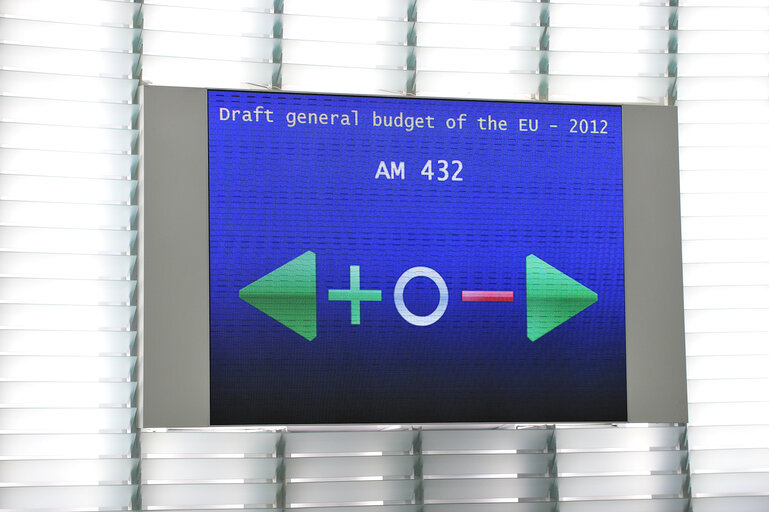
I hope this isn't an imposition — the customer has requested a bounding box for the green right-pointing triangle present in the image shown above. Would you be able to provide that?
[239,251,317,341]
[526,254,597,342]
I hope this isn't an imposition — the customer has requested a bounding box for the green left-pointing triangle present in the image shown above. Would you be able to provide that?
[239,251,317,341]
[526,254,597,342]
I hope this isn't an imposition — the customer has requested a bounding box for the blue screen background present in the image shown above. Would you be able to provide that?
[208,90,626,424]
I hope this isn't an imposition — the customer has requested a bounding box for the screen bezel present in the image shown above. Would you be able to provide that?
[140,85,687,428]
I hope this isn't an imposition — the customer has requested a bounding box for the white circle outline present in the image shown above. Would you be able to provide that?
[393,267,448,326]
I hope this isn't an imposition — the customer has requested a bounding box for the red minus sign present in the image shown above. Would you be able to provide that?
[462,291,515,302]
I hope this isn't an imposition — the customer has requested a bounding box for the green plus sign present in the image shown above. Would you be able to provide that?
[328,265,382,325]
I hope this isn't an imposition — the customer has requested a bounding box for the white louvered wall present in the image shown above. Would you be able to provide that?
[677,1,769,510]
[0,0,140,510]
[1,0,768,511]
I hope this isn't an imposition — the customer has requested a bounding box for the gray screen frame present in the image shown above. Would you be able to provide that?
[140,85,687,428]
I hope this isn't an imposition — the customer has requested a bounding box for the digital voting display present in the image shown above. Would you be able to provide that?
[207,90,628,425]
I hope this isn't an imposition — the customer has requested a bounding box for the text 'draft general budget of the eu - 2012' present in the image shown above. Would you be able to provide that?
[207,90,625,425]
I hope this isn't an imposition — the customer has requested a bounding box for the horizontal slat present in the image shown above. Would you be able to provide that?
[682,217,769,240]
[142,431,281,457]
[283,15,410,44]
[679,123,769,147]
[0,96,138,129]
[557,474,687,499]
[0,382,134,408]
[685,309,769,333]
[142,4,275,36]
[0,484,136,510]
[0,253,135,279]
[416,70,540,101]
[689,448,769,474]
[143,30,275,62]
[688,378,769,403]
[0,201,136,229]
[0,43,137,79]
[0,433,134,459]
[688,354,769,377]
[283,0,408,19]
[0,227,135,255]
[548,27,670,53]
[683,286,769,309]
[680,147,769,172]
[284,40,409,69]
[142,457,280,483]
[549,4,673,30]
[422,429,552,454]
[556,451,686,477]
[0,0,140,27]
[422,453,551,478]
[0,18,138,53]
[677,6,769,30]
[678,54,769,78]
[556,427,683,452]
[680,171,769,194]
[0,355,135,382]
[144,0,273,11]
[677,100,769,124]
[0,278,135,305]
[677,77,769,101]
[417,0,541,26]
[688,425,769,450]
[142,482,280,508]
[141,55,275,89]
[688,402,769,426]
[548,52,671,77]
[0,304,135,331]
[682,240,769,264]
[0,458,136,485]
[286,431,416,456]
[683,263,769,287]
[558,498,689,512]
[0,122,137,154]
[692,472,769,497]
[287,480,416,506]
[691,496,769,512]
[0,148,137,179]
[678,30,769,54]
[548,75,672,104]
[281,64,410,95]
[424,477,551,502]
[0,70,138,103]
[0,408,135,433]
[416,22,543,50]
[287,455,415,481]
[416,47,540,74]
[0,329,133,356]
[424,505,551,512]
[685,332,769,356]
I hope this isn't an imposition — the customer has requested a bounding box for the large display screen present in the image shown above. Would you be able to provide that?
[207,91,627,424]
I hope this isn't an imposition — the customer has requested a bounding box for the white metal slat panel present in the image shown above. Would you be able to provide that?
[0,382,135,408]
[677,11,769,506]
[280,5,413,94]
[678,2,769,480]
[677,18,769,507]
[0,44,139,79]
[555,425,687,508]
[0,2,140,512]
[0,330,134,357]
[141,430,282,510]
[0,409,135,433]
[421,429,555,507]
[0,149,138,180]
